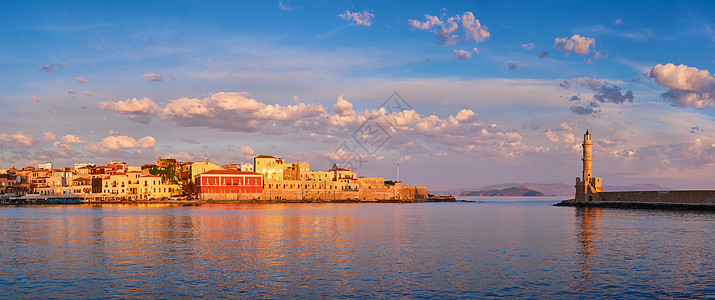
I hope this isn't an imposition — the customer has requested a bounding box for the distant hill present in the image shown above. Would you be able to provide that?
[459,186,544,196]
[459,182,672,197]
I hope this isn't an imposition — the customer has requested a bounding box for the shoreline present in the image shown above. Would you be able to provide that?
[554,199,715,211]
[0,196,456,206]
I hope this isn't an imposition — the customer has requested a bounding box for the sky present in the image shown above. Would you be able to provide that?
[2,0,715,191]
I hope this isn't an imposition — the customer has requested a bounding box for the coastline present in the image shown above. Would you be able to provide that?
[0,196,456,206]
[554,199,715,211]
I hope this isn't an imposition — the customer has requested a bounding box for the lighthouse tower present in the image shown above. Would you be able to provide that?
[575,130,603,202]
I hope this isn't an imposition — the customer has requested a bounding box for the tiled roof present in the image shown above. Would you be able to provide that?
[254,155,276,158]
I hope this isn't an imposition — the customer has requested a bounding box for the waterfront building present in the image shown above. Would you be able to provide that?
[240,163,254,172]
[38,162,53,171]
[71,177,92,194]
[254,155,284,180]
[195,169,263,200]
[189,161,221,184]
[138,175,180,200]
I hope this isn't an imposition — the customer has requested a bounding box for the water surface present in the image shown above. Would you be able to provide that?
[0,197,712,298]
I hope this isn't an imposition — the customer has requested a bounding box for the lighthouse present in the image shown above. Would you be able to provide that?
[575,130,603,202]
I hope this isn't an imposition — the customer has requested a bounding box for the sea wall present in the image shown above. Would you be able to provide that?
[592,190,715,205]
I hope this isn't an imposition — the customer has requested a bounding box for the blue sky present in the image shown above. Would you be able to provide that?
[2,0,715,190]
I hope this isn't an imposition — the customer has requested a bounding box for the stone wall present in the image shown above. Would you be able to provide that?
[592,190,715,204]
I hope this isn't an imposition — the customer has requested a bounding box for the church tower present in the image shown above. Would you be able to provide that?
[575,130,603,202]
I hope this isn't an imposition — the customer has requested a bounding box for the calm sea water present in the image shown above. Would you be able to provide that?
[0,197,712,299]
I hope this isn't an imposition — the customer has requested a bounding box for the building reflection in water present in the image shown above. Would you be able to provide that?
[575,207,601,292]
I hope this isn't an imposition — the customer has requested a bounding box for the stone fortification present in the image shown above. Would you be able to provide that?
[591,190,715,205]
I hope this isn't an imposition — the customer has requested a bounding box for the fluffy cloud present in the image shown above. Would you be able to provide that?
[60,134,86,144]
[453,49,471,60]
[455,109,476,122]
[43,132,56,141]
[539,51,549,58]
[85,135,156,153]
[0,132,36,147]
[74,77,87,83]
[333,95,355,116]
[554,35,595,55]
[408,14,442,30]
[409,11,489,47]
[339,10,374,27]
[98,97,161,115]
[100,92,325,132]
[32,96,39,103]
[522,43,534,50]
[649,63,715,109]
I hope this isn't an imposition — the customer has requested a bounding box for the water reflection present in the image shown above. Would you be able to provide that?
[575,207,601,292]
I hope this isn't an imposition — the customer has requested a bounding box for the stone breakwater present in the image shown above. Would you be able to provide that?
[556,190,715,210]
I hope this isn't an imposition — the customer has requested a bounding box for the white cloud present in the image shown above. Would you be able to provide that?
[85,135,156,153]
[554,34,595,55]
[453,49,471,60]
[32,96,39,103]
[43,132,56,141]
[0,132,36,147]
[408,14,442,30]
[615,19,623,25]
[333,95,355,116]
[74,77,87,83]
[278,1,292,11]
[339,10,374,27]
[60,134,86,144]
[98,97,161,115]
[522,43,535,50]
[455,109,476,122]
[461,11,489,43]
[409,11,489,47]
[650,63,715,109]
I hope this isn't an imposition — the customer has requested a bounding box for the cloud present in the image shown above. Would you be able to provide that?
[0,132,36,147]
[554,34,595,55]
[85,135,155,153]
[559,77,633,115]
[592,85,634,104]
[615,19,623,25]
[522,43,535,50]
[339,10,374,27]
[100,92,325,132]
[507,63,517,70]
[688,125,703,134]
[60,134,86,144]
[472,47,479,55]
[74,77,87,83]
[240,145,256,156]
[31,96,39,103]
[43,132,56,141]
[461,12,490,43]
[539,51,549,58]
[333,95,355,116]
[455,109,476,122]
[278,1,292,11]
[143,73,174,82]
[39,65,55,72]
[453,49,471,60]
[408,14,442,30]
[409,11,489,47]
[569,102,600,116]
[649,63,715,109]
[180,138,200,144]
[38,63,70,72]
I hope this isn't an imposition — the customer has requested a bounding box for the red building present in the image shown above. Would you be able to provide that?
[195,170,263,198]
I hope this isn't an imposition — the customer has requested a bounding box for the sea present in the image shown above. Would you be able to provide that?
[0,196,712,299]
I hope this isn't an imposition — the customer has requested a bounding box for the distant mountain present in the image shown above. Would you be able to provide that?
[603,184,672,192]
[460,186,544,196]
[459,182,672,197]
